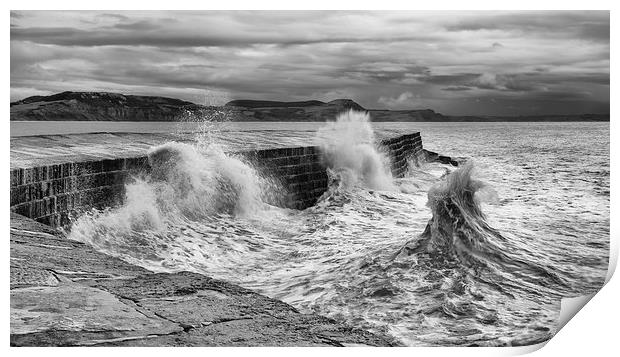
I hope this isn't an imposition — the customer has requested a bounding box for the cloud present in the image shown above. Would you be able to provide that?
[9,11,439,48]
[9,10,610,115]
[96,13,131,22]
[470,73,514,90]
[10,26,411,47]
[310,88,356,102]
[419,73,480,85]
[378,92,420,109]
[465,71,609,93]
[10,87,53,102]
[442,86,472,91]
[343,63,430,82]
[445,11,610,42]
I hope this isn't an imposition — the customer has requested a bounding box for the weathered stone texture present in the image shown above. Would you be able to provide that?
[10,157,148,227]
[381,132,425,178]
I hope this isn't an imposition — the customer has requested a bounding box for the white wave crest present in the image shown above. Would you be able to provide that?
[69,141,271,250]
[315,110,396,191]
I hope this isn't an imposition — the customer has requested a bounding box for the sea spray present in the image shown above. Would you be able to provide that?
[62,122,607,347]
[147,142,267,217]
[394,161,569,296]
[69,177,165,243]
[69,141,279,264]
[395,161,522,263]
[316,110,396,191]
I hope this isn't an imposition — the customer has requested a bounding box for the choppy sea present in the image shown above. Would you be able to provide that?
[58,114,608,346]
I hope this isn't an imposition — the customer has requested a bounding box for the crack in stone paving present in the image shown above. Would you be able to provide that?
[114,294,184,329]
[202,317,254,327]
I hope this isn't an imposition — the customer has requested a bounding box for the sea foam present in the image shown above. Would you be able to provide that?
[315,110,396,191]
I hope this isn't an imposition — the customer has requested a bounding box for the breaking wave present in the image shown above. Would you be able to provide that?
[393,161,570,298]
[146,142,267,218]
[316,110,396,191]
[69,141,280,258]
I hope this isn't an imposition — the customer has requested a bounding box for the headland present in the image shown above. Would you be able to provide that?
[10,91,610,122]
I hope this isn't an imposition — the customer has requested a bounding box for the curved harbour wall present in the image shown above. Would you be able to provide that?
[10,132,425,227]
[10,131,425,347]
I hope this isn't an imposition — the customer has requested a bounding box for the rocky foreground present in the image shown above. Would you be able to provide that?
[10,212,399,346]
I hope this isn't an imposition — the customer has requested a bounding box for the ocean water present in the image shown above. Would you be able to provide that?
[65,115,609,346]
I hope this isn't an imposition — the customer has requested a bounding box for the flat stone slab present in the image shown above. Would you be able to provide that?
[10,213,399,346]
[10,213,149,288]
[11,283,183,345]
[84,272,395,347]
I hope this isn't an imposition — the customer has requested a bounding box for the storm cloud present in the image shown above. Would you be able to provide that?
[10,10,609,115]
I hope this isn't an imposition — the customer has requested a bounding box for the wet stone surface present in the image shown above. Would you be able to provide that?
[10,213,399,346]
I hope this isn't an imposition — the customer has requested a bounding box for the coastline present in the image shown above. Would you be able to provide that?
[10,130,426,346]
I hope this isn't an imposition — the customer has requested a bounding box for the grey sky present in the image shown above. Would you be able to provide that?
[10,10,609,115]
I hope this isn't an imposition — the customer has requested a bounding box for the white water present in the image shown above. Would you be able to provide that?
[69,140,283,270]
[316,110,396,191]
[67,117,610,346]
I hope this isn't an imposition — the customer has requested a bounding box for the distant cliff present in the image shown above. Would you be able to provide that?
[10,91,610,122]
[10,91,210,121]
[223,98,372,121]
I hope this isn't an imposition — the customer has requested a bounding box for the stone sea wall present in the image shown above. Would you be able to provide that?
[9,157,148,227]
[10,133,425,227]
[239,146,329,210]
[381,133,424,178]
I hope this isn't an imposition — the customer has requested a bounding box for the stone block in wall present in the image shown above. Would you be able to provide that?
[10,169,22,187]
[124,156,150,171]
[47,165,60,181]
[101,158,125,172]
[37,214,60,227]
[236,150,258,162]
[73,160,103,176]
[28,196,56,219]
[290,147,306,156]
[10,186,27,207]
[11,203,30,217]
[256,148,286,159]
[285,165,300,176]
[22,168,34,185]
[77,184,125,210]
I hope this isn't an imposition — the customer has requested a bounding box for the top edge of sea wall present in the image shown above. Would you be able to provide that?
[10,131,420,170]
[9,131,424,227]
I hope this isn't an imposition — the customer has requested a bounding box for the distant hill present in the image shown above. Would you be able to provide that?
[10,91,610,122]
[369,110,609,122]
[223,98,369,121]
[225,99,326,108]
[10,91,208,121]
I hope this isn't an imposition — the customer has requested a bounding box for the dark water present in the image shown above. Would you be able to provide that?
[67,118,610,346]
